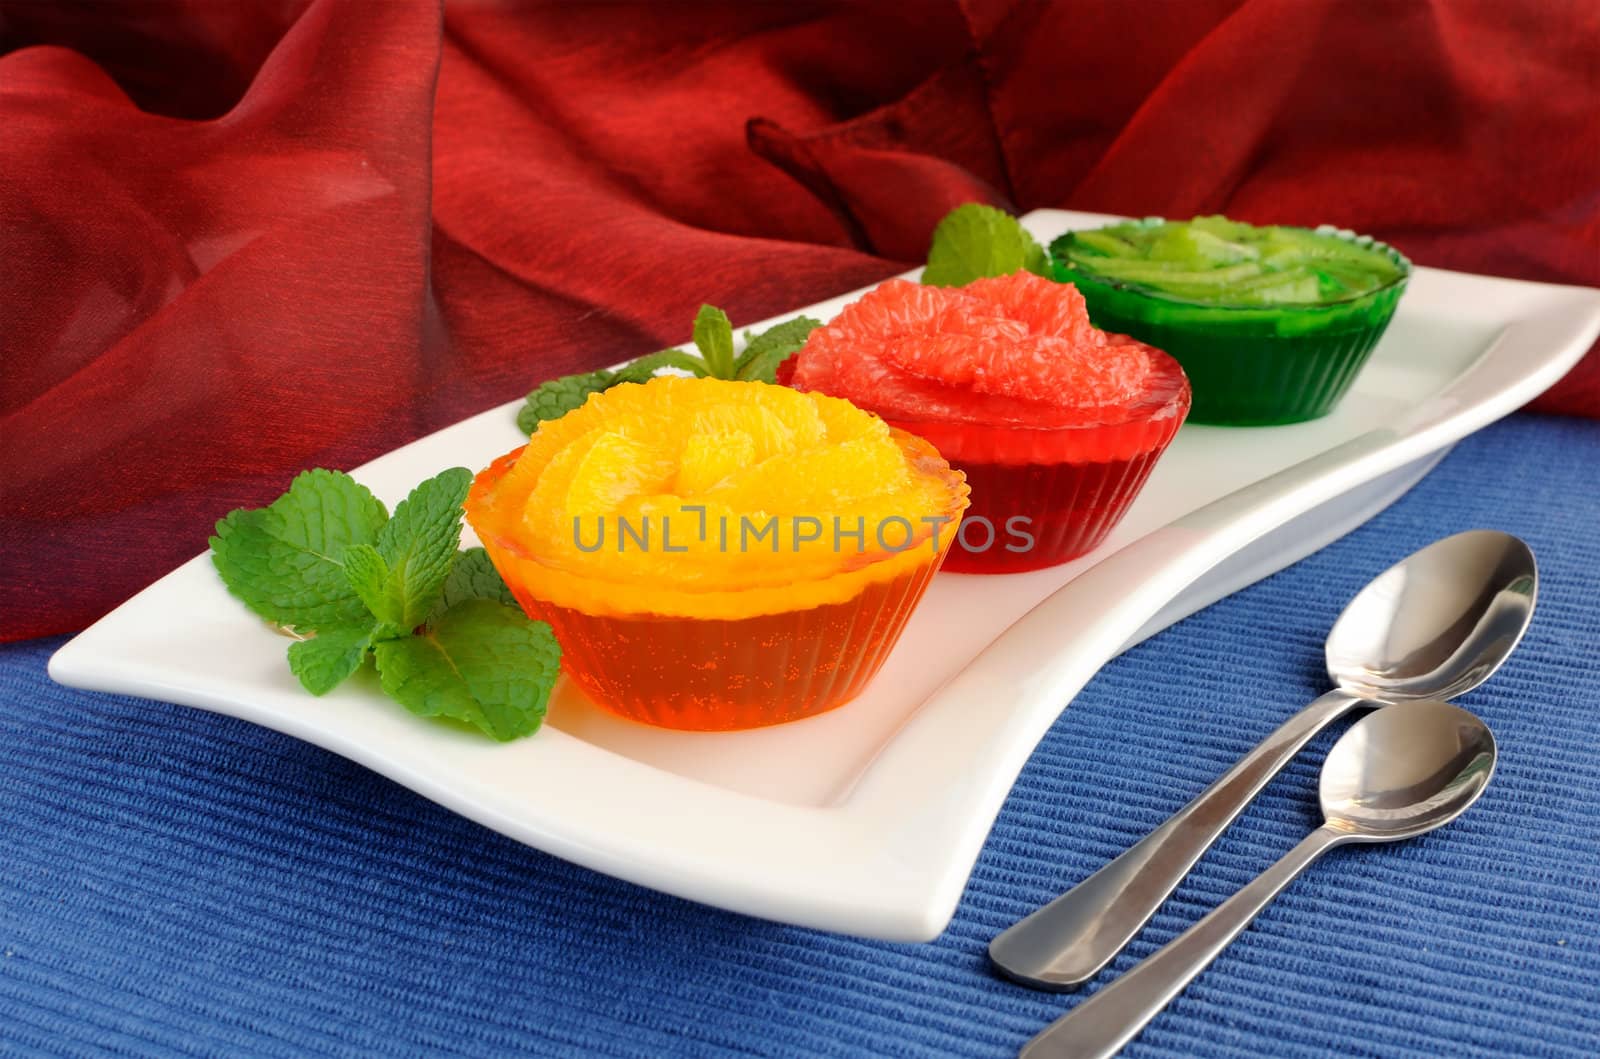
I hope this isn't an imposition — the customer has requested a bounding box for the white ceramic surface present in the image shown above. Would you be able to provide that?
[50,210,1600,941]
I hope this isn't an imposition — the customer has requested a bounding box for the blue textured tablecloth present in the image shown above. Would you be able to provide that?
[4,412,1599,1058]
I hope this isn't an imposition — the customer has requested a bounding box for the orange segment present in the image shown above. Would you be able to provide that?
[565,432,675,516]
[707,437,910,513]
[522,427,604,529]
[703,390,825,447]
[465,376,970,619]
[676,431,756,494]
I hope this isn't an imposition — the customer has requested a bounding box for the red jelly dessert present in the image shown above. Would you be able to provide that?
[786,273,1189,572]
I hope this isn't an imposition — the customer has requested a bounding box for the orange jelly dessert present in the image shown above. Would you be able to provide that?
[465,376,969,731]
[786,273,1189,573]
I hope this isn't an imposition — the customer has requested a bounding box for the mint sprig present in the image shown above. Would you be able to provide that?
[210,468,560,742]
[921,202,1050,287]
[516,307,821,434]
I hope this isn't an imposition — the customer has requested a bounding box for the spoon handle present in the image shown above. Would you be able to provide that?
[990,689,1364,990]
[1020,825,1349,1059]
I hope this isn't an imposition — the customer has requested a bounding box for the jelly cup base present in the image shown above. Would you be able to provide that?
[1087,310,1397,425]
[490,549,947,731]
[880,380,1187,575]
[938,443,1173,573]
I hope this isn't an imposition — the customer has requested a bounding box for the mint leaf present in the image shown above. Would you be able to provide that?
[735,316,822,382]
[615,347,707,382]
[692,304,736,379]
[424,547,518,630]
[210,469,388,631]
[921,203,1049,286]
[517,369,618,435]
[372,468,471,631]
[341,543,396,624]
[337,469,470,631]
[287,622,380,695]
[436,548,517,612]
[374,599,561,741]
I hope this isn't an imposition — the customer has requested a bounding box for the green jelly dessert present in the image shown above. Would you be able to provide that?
[1051,216,1411,425]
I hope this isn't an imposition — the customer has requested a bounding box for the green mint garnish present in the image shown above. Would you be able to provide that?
[615,347,707,382]
[210,469,388,632]
[516,368,621,436]
[435,546,519,611]
[287,621,382,696]
[735,316,822,382]
[921,202,1050,287]
[516,308,822,434]
[210,468,561,741]
[375,599,560,742]
[372,467,473,630]
[692,304,737,379]
[340,544,399,629]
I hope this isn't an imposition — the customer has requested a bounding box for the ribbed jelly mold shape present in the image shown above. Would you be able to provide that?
[923,411,1187,574]
[500,550,946,731]
[1086,297,1403,426]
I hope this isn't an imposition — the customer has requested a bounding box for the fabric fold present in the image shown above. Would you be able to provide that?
[2,0,1596,640]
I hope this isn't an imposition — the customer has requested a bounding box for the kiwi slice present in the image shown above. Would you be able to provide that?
[1070,230,1141,258]
[1052,216,1404,306]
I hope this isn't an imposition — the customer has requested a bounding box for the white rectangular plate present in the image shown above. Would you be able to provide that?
[50,211,1600,941]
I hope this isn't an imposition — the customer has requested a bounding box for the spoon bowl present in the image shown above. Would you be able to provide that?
[1321,700,1497,839]
[1325,529,1536,702]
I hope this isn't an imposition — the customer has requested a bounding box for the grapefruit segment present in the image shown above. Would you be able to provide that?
[790,274,1155,421]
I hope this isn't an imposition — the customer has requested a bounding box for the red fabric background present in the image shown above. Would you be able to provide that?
[2,0,1597,641]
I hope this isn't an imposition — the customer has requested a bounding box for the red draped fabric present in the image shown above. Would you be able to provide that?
[3,0,1597,641]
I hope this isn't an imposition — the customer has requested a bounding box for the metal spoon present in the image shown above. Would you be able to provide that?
[991,529,1534,990]
[1020,700,1497,1059]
